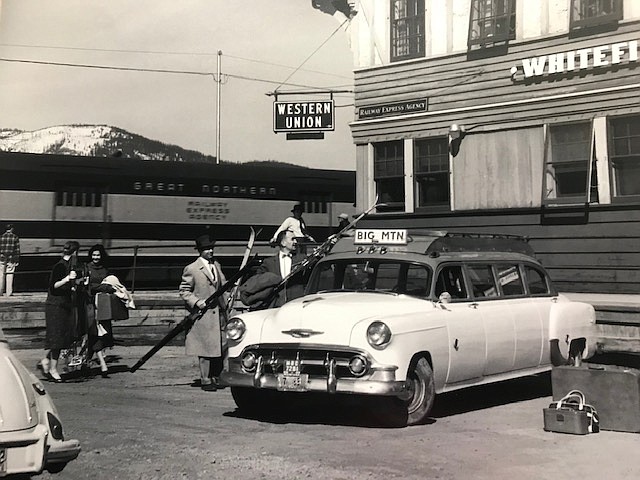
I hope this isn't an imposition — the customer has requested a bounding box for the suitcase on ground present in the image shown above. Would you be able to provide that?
[552,363,640,433]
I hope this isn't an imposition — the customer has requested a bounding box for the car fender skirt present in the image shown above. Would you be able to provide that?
[550,338,571,367]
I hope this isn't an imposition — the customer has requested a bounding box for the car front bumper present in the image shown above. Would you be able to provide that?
[221,355,409,398]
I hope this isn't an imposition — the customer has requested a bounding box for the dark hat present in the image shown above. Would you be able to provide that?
[291,203,304,213]
[195,234,216,251]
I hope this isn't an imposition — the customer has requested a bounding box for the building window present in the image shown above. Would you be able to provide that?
[390,0,425,62]
[570,0,623,30]
[468,0,516,47]
[544,123,593,203]
[611,115,640,197]
[374,140,404,212]
[414,138,449,208]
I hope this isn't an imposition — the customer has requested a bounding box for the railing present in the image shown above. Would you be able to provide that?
[9,241,275,294]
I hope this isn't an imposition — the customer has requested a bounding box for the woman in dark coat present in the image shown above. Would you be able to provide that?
[41,241,83,382]
[85,244,115,377]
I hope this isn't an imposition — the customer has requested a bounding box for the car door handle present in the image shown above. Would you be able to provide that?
[469,303,479,309]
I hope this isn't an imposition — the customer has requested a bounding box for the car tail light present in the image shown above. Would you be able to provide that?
[47,412,64,440]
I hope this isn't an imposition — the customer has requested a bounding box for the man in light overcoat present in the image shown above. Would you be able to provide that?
[179,233,228,391]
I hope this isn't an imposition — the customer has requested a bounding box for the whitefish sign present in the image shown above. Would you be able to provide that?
[273,100,335,132]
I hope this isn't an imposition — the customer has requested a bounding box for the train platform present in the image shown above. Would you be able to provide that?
[1,290,640,353]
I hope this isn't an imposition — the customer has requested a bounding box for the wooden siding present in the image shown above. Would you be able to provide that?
[357,204,640,294]
[351,21,640,143]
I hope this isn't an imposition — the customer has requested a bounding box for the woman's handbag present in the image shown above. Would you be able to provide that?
[543,389,599,435]
[96,292,129,321]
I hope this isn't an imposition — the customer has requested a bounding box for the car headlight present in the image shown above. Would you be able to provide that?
[226,317,246,342]
[367,321,392,349]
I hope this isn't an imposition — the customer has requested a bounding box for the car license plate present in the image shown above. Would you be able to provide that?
[0,447,6,476]
[277,358,308,391]
[277,373,309,392]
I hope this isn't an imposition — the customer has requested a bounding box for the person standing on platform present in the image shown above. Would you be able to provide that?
[0,224,20,297]
[179,233,229,392]
[41,241,84,382]
[271,203,315,253]
[85,244,116,378]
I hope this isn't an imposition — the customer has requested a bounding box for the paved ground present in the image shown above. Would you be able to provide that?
[9,345,640,480]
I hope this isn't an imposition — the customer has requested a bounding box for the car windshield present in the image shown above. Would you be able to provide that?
[307,259,432,298]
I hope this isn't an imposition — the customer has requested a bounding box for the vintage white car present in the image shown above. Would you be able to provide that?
[221,229,597,426]
[0,327,81,475]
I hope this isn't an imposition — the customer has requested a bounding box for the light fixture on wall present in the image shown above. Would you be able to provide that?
[448,124,466,157]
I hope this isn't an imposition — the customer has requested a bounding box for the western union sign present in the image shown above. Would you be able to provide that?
[273,100,335,132]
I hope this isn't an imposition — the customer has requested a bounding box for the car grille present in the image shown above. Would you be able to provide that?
[244,345,369,379]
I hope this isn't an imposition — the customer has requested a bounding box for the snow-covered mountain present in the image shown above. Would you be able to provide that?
[0,124,217,163]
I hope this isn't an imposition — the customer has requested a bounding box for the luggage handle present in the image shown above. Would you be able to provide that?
[587,364,605,371]
[556,389,586,410]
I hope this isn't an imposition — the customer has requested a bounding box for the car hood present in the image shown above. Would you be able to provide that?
[257,292,428,345]
[0,343,39,432]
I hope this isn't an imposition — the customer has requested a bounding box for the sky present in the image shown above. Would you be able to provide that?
[0,0,356,170]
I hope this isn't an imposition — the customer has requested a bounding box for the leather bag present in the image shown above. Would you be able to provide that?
[96,292,129,321]
[543,389,599,435]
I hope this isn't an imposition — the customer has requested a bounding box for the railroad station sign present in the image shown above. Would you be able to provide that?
[273,100,335,133]
[358,99,428,120]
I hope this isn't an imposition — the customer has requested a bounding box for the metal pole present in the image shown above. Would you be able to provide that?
[131,245,138,293]
[216,50,222,165]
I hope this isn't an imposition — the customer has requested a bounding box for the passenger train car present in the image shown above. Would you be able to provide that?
[0,152,356,290]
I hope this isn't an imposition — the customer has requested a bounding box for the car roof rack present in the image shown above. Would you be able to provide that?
[421,231,535,256]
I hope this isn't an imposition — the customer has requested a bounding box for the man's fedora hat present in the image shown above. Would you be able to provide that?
[291,203,304,213]
[337,213,349,220]
[195,234,216,250]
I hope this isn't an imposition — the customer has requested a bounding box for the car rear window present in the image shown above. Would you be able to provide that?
[496,264,525,296]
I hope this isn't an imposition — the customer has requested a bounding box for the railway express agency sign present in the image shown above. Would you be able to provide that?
[273,100,334,132]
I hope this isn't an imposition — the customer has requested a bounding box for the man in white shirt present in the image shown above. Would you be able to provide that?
[255,230,306,307]
[271,203,316,245]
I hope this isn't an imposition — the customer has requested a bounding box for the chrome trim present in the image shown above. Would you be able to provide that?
[221,369,407,397]
[253,356,264,388]
[281,329,324,338]
[326,358,337,393]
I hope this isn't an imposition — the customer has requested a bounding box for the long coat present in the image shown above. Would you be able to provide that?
[179,259,228,357]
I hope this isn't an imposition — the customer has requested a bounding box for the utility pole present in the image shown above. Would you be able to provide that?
[216,50,222,165]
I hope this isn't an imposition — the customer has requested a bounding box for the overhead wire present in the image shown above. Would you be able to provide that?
[273,16,351,93]
[0,56,353,93]
[0,42,353,80]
